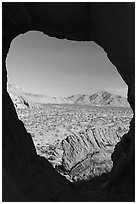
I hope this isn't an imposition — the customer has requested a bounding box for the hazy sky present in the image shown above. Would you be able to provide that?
[7,31,127,97]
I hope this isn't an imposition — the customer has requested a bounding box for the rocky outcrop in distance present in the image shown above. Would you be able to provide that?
[66,91,129,107]
[8,84,130,108]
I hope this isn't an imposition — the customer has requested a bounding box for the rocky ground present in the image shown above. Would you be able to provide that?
[15,103,133,182]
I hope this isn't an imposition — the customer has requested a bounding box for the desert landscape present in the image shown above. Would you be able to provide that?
[8,84,133,182]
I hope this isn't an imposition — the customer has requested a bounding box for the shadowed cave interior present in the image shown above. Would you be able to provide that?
[2,2,135,202]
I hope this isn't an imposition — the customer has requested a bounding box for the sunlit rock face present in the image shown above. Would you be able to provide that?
[61,112,132,181]
[3,2,135,202]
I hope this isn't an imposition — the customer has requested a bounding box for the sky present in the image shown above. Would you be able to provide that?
[7,31,128,97]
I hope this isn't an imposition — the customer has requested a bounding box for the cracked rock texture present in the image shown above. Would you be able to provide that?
[60,109,132,181]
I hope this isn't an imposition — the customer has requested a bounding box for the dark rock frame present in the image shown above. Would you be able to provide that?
[2,2,135,201]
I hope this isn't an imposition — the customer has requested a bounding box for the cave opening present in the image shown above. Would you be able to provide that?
[3,2,134,201]
[6,30,133,183]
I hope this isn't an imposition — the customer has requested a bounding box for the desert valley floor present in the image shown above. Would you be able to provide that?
[7,84,133,182]
[15,103,133,182]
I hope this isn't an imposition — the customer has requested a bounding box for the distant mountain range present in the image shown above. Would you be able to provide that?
[7,84,130,108]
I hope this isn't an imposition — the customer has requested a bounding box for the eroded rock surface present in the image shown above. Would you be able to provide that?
[10,90,133,181]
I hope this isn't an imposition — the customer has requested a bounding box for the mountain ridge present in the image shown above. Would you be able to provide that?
[7,83,130,108]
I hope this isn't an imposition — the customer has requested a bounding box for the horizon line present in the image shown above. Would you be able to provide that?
[7,83,127,98]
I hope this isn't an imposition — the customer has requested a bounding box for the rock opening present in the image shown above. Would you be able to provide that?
[3,2,135,202]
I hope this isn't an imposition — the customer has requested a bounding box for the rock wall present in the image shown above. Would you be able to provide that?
[2,2,135,201]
